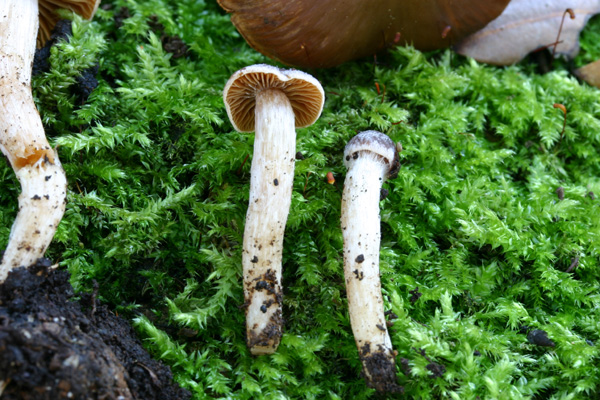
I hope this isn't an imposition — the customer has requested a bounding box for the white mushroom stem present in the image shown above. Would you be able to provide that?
[243,88,295,355]
[0,0,67,281]
[341,151,397,390]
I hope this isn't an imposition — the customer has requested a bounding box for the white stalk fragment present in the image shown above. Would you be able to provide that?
[0,0,67,282]
[341,130,401,392]
[223,65,324,355]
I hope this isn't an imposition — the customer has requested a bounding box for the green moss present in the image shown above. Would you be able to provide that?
[2,0,600,398]
[577,14,600,67]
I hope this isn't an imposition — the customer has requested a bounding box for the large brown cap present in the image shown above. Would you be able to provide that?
[218,0,511,68]
[223,64,324,133]
[38,0,101,48]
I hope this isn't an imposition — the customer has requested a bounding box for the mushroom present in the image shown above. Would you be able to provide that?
[223,64,324,355]
[0,0,100,281]
[217,0,511,68]
[340,130,401,392]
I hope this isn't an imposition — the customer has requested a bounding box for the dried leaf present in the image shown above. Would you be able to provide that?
[575,59,600,87]
[455,0,600,65]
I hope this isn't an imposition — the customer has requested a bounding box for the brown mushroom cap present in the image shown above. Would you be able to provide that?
[38,0,101,48]
[223,64,325,132]
[218,0,511,68]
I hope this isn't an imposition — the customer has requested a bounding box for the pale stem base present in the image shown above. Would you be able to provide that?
[0,155,67,281]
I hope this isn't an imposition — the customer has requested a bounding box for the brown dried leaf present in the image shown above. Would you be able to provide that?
[575,59,600,87]
[455,0,600,65]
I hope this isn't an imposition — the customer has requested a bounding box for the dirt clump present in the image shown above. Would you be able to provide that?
[0,260,191,400]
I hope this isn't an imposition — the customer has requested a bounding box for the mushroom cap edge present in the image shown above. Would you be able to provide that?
[223,64,325,133]
[343,130,400,179]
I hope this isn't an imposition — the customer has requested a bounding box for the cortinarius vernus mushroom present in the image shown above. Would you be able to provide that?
[341,130,401,392]
[223,64,324,355]
[0,0,100,281]
[217,0,511,68]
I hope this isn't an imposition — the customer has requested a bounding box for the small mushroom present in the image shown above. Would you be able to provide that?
[218,0,511,68]
[223,64,324,355]
[0,0,100,281]
[340,130,401,392]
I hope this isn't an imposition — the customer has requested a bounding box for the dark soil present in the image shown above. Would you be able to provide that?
[32,19,100,107]
[147,14,190,59]
[246,268,283,350]
[33,20,73,76]
[0,260,191,400]
[74,64,100,104]
[527,329,556,347]
[358,343,403,393]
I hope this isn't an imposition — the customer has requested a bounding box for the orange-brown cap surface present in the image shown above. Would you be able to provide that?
[38,0,101,47]
[223,64,324,132]
[218,0,511,68]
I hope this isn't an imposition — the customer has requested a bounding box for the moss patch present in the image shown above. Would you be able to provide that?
[2,0,600,398]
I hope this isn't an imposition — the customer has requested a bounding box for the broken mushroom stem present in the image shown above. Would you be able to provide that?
[0,0,67,282]
[223,65,324,355]
[341,130,401,393]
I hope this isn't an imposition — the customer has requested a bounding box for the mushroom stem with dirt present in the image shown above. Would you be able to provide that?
[0,0,99,281]
[223,64,324,355]
[340,130,401,393]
